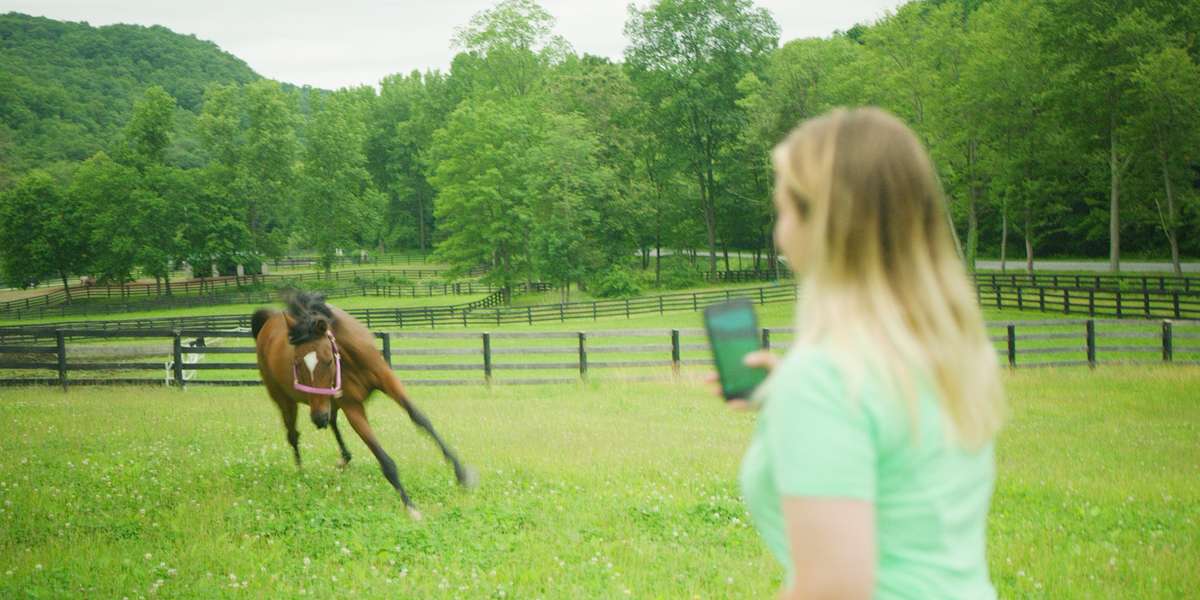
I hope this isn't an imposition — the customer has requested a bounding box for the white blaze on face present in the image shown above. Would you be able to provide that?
[302,351,318,376]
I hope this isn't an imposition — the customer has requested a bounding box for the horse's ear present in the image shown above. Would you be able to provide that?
[314,319,328,336]
[283,313,297,329]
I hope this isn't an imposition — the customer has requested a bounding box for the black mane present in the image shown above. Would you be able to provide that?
[285,291,334,344]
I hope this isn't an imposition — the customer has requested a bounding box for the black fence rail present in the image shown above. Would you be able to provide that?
[0,267,486,314]
[0,319,1194,389]
[0,284,793,344]
[703,266,1200,290]
[975,282,1200,320]
[0,281,507,321]
[270,253,435,267]
[972,271,1200,292]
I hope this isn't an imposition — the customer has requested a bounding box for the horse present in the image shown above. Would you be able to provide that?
[251,292,476,519]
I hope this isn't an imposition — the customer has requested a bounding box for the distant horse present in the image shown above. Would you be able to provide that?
[251,292,476,518]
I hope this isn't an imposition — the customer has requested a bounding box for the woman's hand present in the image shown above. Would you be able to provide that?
[705,350,779,411]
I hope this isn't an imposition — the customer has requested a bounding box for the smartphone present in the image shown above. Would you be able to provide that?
[703,299,767,401]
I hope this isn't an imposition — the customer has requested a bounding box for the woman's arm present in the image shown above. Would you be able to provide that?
[778,497,875,600]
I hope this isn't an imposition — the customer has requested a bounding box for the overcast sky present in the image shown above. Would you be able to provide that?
[8,0,906,90]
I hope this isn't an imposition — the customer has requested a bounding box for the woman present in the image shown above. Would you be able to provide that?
[732,108,1005,599]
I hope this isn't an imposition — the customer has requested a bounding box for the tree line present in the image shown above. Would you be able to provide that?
[2,0,1198,302]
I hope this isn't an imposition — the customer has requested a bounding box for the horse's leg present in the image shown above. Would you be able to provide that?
[330,402,352,468]
[340,402,421,520]
[271,392,301,467]
[378,373,477,488]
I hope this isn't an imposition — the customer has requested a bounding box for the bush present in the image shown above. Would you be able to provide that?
[653,257,707,290]
[590,266,643,298]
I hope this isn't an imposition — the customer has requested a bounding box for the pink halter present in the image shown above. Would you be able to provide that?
[292,330,342,396]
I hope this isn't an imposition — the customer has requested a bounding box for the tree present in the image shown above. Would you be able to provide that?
[625,0,779,276]
[0,171,90,298]
[1129,47,1200,274]
[120,85,177,169]
[298,90,384,274]
[428,98,540,289]
[1042,1,1178,271]
[451,0,571,98]
[71,152,141,284]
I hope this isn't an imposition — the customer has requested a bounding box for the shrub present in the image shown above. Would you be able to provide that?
[590,266,643,298]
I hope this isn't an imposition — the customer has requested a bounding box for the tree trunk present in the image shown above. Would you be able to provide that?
[417,189,428,252]
[1024,205,1034,274]
[654,235,661,287]
[60,271,72,302]
[1158,148,1182,275]
[1109,113,1121,272]
[999,207,1008,273]
[155,275,161,295]
[699,172,718,277]
[965,141,979,272]
[722,241,730,273]
[164,270,171,296]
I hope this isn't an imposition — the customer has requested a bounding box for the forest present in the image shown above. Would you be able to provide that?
[0,0,1198,299]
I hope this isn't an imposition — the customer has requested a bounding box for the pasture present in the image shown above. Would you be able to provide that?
[0,367,1196,598]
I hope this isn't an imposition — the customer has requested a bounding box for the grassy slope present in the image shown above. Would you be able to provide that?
[0,367,1195,598]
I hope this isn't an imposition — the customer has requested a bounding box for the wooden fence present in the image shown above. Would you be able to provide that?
[0,280,507,321]
[975,282,1200,320]
[0,319,1195,389]
[0,284,795,344]
[0,267,484,314]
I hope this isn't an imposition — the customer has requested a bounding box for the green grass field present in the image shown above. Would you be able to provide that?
[1,286,1196,597]
[0,367,1196,598]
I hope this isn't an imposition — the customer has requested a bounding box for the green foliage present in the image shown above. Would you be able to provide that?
[0,12,258,174]
[0,170,89,295]
[589,265,643,298]
[298,90,384,274]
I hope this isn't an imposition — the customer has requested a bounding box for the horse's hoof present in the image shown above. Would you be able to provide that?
[407,507,423,521]
[336,457,350,470]
[458,466,480,490]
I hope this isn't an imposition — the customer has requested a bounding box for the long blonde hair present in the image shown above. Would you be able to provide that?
[773,108,1004,447]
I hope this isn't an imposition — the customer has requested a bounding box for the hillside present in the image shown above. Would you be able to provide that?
[0,12,261,180]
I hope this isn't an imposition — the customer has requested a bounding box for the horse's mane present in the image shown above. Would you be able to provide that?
[285,291,335,344]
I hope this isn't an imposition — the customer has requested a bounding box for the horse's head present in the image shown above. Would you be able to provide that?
[290,316,342,428]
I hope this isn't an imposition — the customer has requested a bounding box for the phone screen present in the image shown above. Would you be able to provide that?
[704,300,767,400]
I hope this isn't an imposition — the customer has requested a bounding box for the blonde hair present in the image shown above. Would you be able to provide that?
[773,107,1004,447]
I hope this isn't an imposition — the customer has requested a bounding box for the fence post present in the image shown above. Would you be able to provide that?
[995,285,1003,309]
[55,330,67,392]
[1115,289,1122,318]
[382,332,392,368]
[1162,320,1173,363]
[693,293,698,312]
[172,330,184,388]
[1006,324,1016,369]
[527,306,533,325]
[671,329,680,377]
[1016,287,1023,311]
[759,287,765,305]
[761,328,771,351]
[1088,289,1095,316]
[1063,289,1070,314]
[593,301,597,321]
[1173,292,1181,319]
[482,333,492,386]
[1086,319,1096,369]
[1143,290,1151,318]
[625,298,630,319]
[578,332,588,380]
[659,296,664,315]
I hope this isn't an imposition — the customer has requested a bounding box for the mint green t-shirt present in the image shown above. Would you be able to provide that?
[739,346,996,599]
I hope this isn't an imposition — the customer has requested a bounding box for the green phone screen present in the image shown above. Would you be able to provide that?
[704,300,766,399]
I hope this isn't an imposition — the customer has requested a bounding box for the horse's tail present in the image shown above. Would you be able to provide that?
[250,308,274,339]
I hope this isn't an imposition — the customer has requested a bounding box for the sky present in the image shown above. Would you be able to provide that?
[6,0,907,90]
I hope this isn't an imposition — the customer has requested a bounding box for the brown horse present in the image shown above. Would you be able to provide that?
[251,292,476,518]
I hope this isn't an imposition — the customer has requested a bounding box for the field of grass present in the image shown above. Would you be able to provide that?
[0,366,1196,598]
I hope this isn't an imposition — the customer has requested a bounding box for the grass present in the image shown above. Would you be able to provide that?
[0,367,1196,598]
